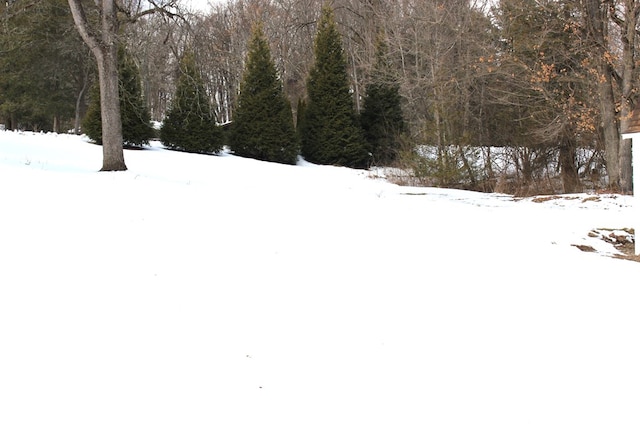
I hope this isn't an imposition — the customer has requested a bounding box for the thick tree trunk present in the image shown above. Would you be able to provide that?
[584,0,620,190]
[598,66,620,190]
[619,0,637,194]
[619,138,633,193]
[559,140,581,193]
[98,43,126,171]
[68,0,126,171]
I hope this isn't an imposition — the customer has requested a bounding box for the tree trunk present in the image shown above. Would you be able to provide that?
[599,67,620,190]
[68,0,126,171]
[619,138,633,193]
[584,0,620,190]
[98,42,126,171]
[74,71,89,135]
[618,0,637,194]
[559,139,581,193]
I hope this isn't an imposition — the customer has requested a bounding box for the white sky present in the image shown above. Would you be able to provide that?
[184,0,224,12]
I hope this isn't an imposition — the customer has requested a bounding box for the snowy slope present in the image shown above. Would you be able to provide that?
[1,130,639,427]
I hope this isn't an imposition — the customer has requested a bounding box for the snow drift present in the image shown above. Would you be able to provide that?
[1,130,639,427]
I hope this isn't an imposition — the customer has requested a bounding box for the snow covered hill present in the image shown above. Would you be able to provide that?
[1,130,639,427]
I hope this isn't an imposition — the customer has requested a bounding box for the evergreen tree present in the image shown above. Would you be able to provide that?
[161,51,223,154]
[0,0,89,131]
[119,47,153,147]
[296,98,306,131]
[83,46,153,147]
[360,34,405,166]
[296,97,307,147]
[82,84,102,143]
[229,22,298,164]
[299,5,369,169]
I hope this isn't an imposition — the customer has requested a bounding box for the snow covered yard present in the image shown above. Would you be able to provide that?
[1,130,639,427]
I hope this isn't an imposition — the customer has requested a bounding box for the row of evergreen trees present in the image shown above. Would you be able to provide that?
[84,5,404,169]
[229,5,405,168]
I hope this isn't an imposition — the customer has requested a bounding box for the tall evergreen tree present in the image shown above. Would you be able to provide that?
[229,22,298,165]
[360,34,405,166]
[83,46,153,147]
[299,4,369,169]
[119,47,153,147]
[0,0,89,131]
[161,51,223,154]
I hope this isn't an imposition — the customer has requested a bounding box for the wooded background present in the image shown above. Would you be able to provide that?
[1,0,638,194]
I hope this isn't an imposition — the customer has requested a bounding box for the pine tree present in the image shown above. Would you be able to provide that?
[82,46,153,147]
[0,0,90,132]
[360,34,405,166]
[295,97,307,147]
[82,84,102,143]
[299,5,369,169]
[229,22,298,164]
[119,47,153,147]
[161,51,223,154]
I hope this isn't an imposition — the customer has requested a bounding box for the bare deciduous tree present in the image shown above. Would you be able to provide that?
[612,0,639,193]
[68,0,126,170]
[67,0,181,170]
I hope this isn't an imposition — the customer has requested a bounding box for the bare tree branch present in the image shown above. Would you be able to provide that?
[67,0,102,54]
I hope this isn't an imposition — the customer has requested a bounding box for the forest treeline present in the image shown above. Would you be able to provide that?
[1,0,638,195]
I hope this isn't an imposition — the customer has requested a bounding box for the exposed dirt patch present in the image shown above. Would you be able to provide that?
[529,194,620,204]
[581,196,601,203]
[572,244,597,252]
[583,228,639,262]
[532,195,563,203]
[532,195,599,203]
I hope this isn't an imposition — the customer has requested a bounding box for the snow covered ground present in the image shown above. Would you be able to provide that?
[1,130,639,427]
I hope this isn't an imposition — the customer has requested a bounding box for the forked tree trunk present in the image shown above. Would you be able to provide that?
[68,0,126,171]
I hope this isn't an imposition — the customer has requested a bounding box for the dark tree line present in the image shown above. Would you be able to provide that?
[2,0,639,193]
[0,0,91,133]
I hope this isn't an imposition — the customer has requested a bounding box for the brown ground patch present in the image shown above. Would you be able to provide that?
[612,238,640,262]
[586,228,639,263]
[532,195,562,203]
[572,244,597,252]
[531,195,598,203]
